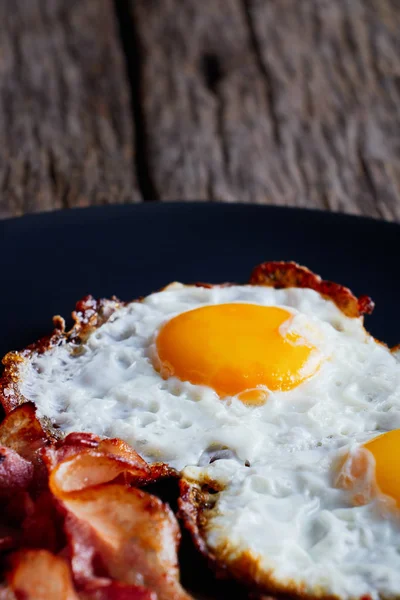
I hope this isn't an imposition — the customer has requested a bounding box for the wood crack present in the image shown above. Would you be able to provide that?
[241,0,282,148]
[113,0,158,202]
[0,0,139,218]
[358,145,381,216]
[215,94,229,201]
[200,51,228,199]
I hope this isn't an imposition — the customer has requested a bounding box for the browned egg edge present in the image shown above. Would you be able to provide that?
[178,475,350,600]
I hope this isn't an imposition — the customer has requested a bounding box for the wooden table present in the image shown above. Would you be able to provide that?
[1,0,400,221]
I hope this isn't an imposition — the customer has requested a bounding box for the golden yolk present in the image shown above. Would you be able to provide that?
[155,303,319,403]
[337,430,400,508]
[363,430,400,507]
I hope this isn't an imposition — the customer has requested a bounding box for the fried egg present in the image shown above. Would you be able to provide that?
[11,273,400,599]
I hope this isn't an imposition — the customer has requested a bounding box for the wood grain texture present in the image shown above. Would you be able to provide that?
[247,0,400,220]
[0,0,139,219]
[132,0,400,220]
[1,0,400,220]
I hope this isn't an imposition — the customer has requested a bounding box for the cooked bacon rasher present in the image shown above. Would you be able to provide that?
[0,404,191,600]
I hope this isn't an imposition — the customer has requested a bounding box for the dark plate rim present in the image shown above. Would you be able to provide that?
[1,202,399,231]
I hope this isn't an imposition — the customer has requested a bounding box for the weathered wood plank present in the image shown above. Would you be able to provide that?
[0,0,140,219]
[132,0,283,206]
[132,0,400,220]
[246,0,400,220]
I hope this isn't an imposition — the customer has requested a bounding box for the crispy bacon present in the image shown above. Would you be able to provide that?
[4,549,156,600]
[0,587,14,600]
[0,524,18,553]
[0,403,48,460]
[6,549,80,600]
[80,581,155,600]
[0,408,60,555]
[19,490,65,553]
[0,403,50,499]
[44,433,151,495]
[0,405,191,599]
[0,492,35,553]
[0,447,33,497]
[0,409,62,555]
[45,435,190,600]
[62,486,190,600]
[250,261,374,318]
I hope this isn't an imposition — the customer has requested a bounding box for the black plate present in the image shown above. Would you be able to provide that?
[1,202,399,598]
[1,203,399,360]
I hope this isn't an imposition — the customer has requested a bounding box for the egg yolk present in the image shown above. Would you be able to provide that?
[155,303,319,403]
[364,430,400,506]
[337,430,400,508]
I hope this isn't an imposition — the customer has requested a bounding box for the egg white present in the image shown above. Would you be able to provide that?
[18,284,400,599]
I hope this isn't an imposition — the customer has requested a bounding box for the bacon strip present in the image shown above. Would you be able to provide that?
[45,434,190,600]
[0,446,33,496]
[5,549,156,600]
[80,581,155,600]
[0,406,191,599]
[62,485,190,600]
[0,402,49,497]
[0,403,49,461]
[6,549,80,600]
[0,407,62,555]
[0,447,40,550]
[0,587,14,600]
[44,433,151,495]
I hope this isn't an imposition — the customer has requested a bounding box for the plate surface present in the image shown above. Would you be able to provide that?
[1,203,399,598]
